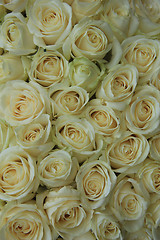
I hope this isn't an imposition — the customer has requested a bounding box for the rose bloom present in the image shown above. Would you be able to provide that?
[0,0,28,12]
[44,186,93,239]
[110,175,148,232]
[0,53,27,84]
[124,227,152,240]
[149,134,160,161]
[101,0,139,42]
[0,146,39,202]
[106,131,149,173]
[14,114,54,157]
[38,150,79,188]
[85,99,120,137]
[0,12,36,55]
[125,86,160,136]
[137,158,160,195]
[96,64,138,110]
[27,0,72,50]
[0,201,52,240]
[53,116,103,162]
[92,210,123,240]
[72,0,103,22]
[76,156,117,209]
[49,84,89,116]
[29,49,69,88]
[121,35,160,83]
[0,80,51,127]
[63,18,122,67]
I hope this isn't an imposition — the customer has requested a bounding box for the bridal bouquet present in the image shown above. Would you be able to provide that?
[0,0,159,239]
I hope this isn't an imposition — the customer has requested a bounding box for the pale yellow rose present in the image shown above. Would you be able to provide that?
[27,0,72,50]
[63,18,122,67]
[0,146,39,202]
[14,114,54,157]
[0,201,53,240]
[106,131,149,173]
[76,155,117,209]
[110,175,148,232]
[121,35,160,83]
[44,186,93,239]
[96,64,138,110]
[125,86,160,136]
[92,210,123,240]
[0,12,36,55]
[53,116,103,162]
[149,134,160,161]
[49,83,89,116]
[29,49,69,88]
[0,0,28,12]
[85,99,120,137]
[72,0,103,22]
[38,150,79,188]
[0,80,51,127]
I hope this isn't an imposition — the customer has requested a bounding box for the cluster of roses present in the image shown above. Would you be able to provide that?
[0,0,159,239]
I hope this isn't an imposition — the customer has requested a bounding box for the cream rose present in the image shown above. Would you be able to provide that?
[0,0,28,12]
[0,12,36,55]
[0,146,39,202]
[92,210,123,240]
[76,156,117,209]
[44,186,93,239]
[53,116,103,162]
[85,99,120,137]
[106,131,149,173]
[125,86,160,136]
[72,0,103,22]
[29,49,69,88]
[14,114,54,157]
[63,18,122,67]
[121,35,160,83]
[0,80,51,126]
[49,84,89,116]
[27,0,72,50]
[0,201,52,240]
[96,64,138,110]
[0,53,27,84]
[110,175,148,232]
[149,134,160,161]
[137,158,160,195]
[101,0,139,42]
[38,150,79,188]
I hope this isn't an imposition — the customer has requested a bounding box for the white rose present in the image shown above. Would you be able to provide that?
[106,131,149,173]
[38,150,79,188]
[121,35,160,83]
[0,201,52,240]
[110,175,148,232]
[125,86,160,136]
[14,114,54,157]
[92,210,123,240]
[0,12,36,55]
[63,18,122,67]
[27,0,72,50]
[29,49,69,88]
[0,0,28,12]
[44,186,93,240]
[85,99,120,137]
[53,116,103,162]
[0,146,39,202]
[72,0,103,22]
[76,155,117,209]
[49,83,89,116]
[96,64,138,110]
[0,80,51,126]
[149,134,160,161]
[0,53,27,84]
[101,0,139,42]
